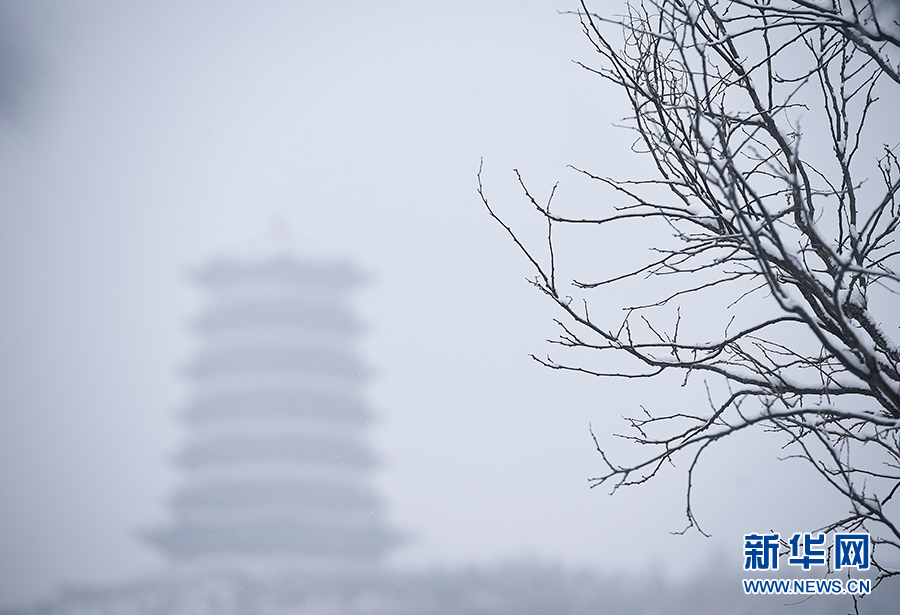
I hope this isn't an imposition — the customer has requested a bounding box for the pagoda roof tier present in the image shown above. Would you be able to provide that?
[183,389,370,423]
[193,299,360,334]
[192,256,364,290]
[187,344,367,380]
[176,433,376,469]
[168,477,382,512]
[147,519,396,559]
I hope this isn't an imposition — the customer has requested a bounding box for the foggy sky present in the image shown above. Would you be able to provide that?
[0,1,852,609]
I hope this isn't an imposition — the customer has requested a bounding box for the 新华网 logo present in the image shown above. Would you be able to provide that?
[743,532,869,571]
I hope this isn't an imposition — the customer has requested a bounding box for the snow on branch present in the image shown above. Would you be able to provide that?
[483,0,900,590]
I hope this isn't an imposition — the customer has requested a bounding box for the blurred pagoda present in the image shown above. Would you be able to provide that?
[147,254,395,580]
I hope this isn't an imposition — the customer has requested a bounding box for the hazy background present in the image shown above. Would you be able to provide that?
[0,1,849,609]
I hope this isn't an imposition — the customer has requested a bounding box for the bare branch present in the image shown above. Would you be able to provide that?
[482,0,900,594]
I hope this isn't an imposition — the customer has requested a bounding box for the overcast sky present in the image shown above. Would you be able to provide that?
[0,1,856,609]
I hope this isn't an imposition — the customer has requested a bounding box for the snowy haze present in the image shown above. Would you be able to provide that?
[0,1,850,610]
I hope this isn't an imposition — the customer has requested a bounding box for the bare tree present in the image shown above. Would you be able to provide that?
[480,0,900,588]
